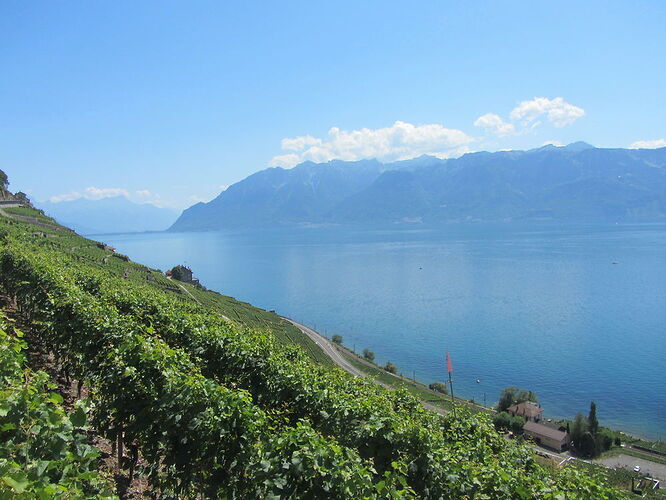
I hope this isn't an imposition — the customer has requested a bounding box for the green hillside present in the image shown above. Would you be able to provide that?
[0,206,626,498]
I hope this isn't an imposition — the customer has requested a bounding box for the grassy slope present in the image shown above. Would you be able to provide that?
[1,207,333,368]
[336,344,490,414]
[3,206,55,221]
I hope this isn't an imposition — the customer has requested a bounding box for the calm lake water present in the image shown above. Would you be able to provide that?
[99,223,666,440]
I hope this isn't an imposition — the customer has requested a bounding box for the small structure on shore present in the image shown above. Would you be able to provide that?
[523,421,571,451]
[166,265,200,286]
[507,401,543,422]
[96,242,116,252]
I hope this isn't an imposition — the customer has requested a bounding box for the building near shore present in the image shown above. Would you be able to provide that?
[166,265,200,286]
[523,421,571,451]
[507,401,543,422]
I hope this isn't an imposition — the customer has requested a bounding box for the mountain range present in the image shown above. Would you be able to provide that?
[169,143,666,231]
[38,196,178,235]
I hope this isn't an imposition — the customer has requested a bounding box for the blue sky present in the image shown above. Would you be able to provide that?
[2,1,665,210]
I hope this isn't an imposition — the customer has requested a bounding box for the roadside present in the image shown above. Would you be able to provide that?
[597,455,666,482]
[283,318,367,378]
[285,317,491,416]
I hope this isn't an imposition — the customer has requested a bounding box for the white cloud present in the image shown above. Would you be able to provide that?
[48,191,82,203]
[135,189,152,197]
[473,113,516,136]
[49,186,130,203]
[428,145,474,159]
[629,139,666,149]
[281,135,322,151]
[270,121,474,168]
[510,97,585,128]
[82,187,129,200]
[542,140,564,147]
[270,154,303,168]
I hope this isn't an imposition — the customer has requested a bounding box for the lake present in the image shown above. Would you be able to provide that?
[99,222,666,440]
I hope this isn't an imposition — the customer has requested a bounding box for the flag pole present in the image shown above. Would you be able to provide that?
[446,351,456,418]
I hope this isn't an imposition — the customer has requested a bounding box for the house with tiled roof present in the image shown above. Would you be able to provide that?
[507,401,543,422]
[523,421,571,451]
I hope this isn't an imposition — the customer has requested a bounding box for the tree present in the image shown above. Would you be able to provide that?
[362,348,375,361]
[384,362,397,374]
[332,334,343,345]
[595,429,613,454]
[493,412,512,430]
[497,386,538,412]
[588,401,599,436]
[571,413,588,450]
[578,431,596,457]
[492,412,524,434]
[429,382,448,394]
[497,388,515,412]
[510,416,525,435]
[0,169,7,189]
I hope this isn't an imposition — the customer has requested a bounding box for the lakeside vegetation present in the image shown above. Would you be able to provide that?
[330,329,666,474]
[331,342,488,416]
[0,204,637,497]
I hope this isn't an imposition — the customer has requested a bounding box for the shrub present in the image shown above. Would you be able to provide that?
[428,382,448,394]
[493,412,511,430]
[595,429,613,454]
[510,416,525,434]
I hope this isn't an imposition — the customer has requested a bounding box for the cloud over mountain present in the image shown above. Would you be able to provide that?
[49,186,130,203]
[510,97,585,128]
[272,97,586,168]
[270,121,474,168]
[473,113,516,136]
[630,139,666,149]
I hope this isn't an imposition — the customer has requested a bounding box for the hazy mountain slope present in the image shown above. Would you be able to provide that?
[38,196,178,234]
[170,159,384,231]
[170,144,666,230]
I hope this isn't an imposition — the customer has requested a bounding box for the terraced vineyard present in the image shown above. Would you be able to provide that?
[0,319,116,498]
[0,207,626,498]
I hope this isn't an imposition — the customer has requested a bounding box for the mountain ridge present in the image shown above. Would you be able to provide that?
[170,144,666,231]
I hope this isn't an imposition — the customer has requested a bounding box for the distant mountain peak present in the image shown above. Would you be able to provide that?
[528,141,595,154]
[38,196,178,234]
[564,141,595,151]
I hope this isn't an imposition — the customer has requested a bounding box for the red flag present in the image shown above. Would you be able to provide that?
[446,351,453,374]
